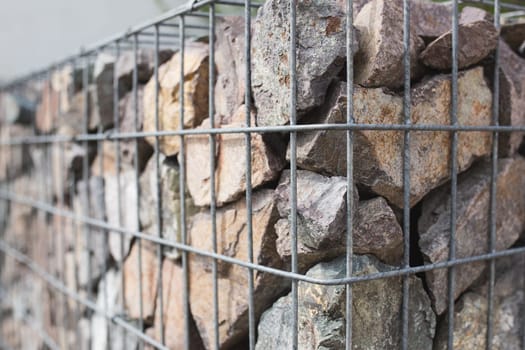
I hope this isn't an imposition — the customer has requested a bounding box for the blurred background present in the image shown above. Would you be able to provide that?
[0,0,185,83]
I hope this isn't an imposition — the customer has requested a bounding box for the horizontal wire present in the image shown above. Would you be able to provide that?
[0,239,169,350]
[0,122,523,146]
[1,190,524,287]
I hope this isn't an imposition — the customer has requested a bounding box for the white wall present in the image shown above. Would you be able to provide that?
[0,0,184,81]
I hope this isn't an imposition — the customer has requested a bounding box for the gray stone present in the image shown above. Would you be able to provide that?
[184,105,285,207]
[354,197,404,265]
[274,170,358,271]
[215,16,247,122]
[189,190,287,349]
[411,0,453,39]
[0,125,32,181]
[354,0,424,88]
[496,40,525,157]
[419,157,525,315]
[294,67,492,207]
[434,254,525,350]
[252,0,357,126]
[420,13,498,70]
[255,255,435,350]
[0,92,35,125]
[139,154,198,260]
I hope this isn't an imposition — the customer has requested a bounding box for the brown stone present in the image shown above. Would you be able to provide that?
[188,190,287,349]
[354,0,424,88]
[495,40,525,156]
[418,157,525,315]
[410,0,453,39]
[420,14,498,71]
[139,154,198,260]
[118,87,153,172]
[354,197,404,265]
[145,260,205,350]
[274,170,358,271]
[434,254,525,350]
[143,43,209,156]
[215,16,247,122]
[252,0,357,126]
[123,240,159,322]
[184,105,285,207]
[294,67,492,207]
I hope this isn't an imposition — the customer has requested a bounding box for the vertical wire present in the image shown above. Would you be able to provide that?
[58,140,68,349]
[344,1,355,349]
[401,0,412,349]
[447,1,460,349]
[178,15,191,350]
[81,51,93,350]
[153,23,166,346]
[132,33,146,350]
[208,5,220,350]
[243,0,256,349]
[289,0,299,348]
[487,2,500,349]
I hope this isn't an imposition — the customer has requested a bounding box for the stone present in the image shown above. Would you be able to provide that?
[36,82,60,133]
[105,170,139,262]
[123,240,159,322]
[494,40,525,157]
[50,64,83,115]
[118,87,153,172]
[115,49,174,88]
[418,157,525,315]
[189,190,287,349]
[255,255,436,350]
[354,0,424,88]
[51,140,92,199]
[143,43,209,156]
[434,255,525,350]
[0,125,32,181]
[410,0,453,40]
[274,170,358,271]
[139,154,198,260]
[184,105,285,207]
[73,176,109,287]
[294,67,492,207]
[501,22,525,55]
[252,0,357,126]
[354,197,404,265]
[145,259,205,350]
[420,13,498,70]
[214,16,247,121]
[91,268,140,350]
[1,92,35,125]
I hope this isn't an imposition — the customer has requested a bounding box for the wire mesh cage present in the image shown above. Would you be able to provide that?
[1,0,525,349]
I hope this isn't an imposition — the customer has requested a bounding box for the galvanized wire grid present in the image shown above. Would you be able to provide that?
[0,0,524,349]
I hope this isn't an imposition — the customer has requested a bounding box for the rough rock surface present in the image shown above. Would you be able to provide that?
[215,16,247,121]
[274,170,358,271]
[434,255,525,350]
[495,40,525,156]
[143,43,209,156]
[418,157,525,315]
[145,260,205,350]
[73,177,108,287]
[123,241,159,322]
[252,0,356,126]
[420,14,498,70]
[118,87,153,172]
[501,22,525,55]
[354,0,424,88]
[139,154,198,260]
[354,197,404,264]
[184,105,285,207]
[411,0,453,39]
[105,170,139,262]
[294,67,492,207]
[255,255,436,350]
[189,190,287,350]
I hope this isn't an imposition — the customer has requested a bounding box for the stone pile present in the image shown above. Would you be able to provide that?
[1,0,525,349]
